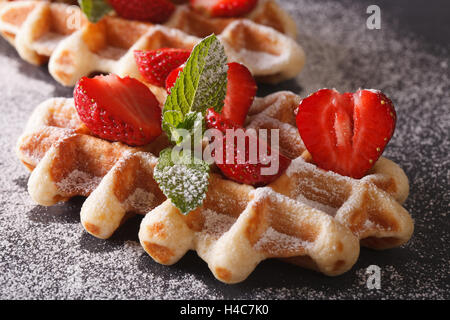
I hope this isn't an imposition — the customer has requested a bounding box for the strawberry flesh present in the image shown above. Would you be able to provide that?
[296,89,396,179]
[222,62,257,126]
[74,74,162,146]
[134,48,191,87]
[164,62,256,126]
[206,108,291,186]
[108,0,175,23]
[190,0,258,18]
[165,65,184,93]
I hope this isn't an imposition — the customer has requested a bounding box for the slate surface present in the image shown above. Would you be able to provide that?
[0,0,448,299]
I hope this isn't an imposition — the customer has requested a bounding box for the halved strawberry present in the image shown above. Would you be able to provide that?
[190,0,258,17]
[74,74,162,146]
[165,64,184,93]
[222,62,257,126]
[166,62,256,125]
[108,0,175,23]
[296,89,396,179]
[206,108,291,186]
[134,48,191,87]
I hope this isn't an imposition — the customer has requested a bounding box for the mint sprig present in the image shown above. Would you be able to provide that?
[162,34,228,143]
[78,0,112,23]
[154,35,228,215]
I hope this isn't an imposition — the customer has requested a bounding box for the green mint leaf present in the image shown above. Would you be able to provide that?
[164,111,202,145]
[78,0,112,23]
[162,34,228,142]
[154,148,210,215]
[155,35,228,214]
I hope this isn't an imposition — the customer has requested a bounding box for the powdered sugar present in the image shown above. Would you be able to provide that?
[286,156,352,186]
[157,163,209,204]
[56,170,102,194]
[254,226,311,254]
[200,209,236,237]
[295,193,338,216]
[124,188,155,213]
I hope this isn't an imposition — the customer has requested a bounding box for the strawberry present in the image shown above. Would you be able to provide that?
[165,64,184,93]
[108,0,175,23]
[134,48,191,87]
[74,74,162,146]
[206,108,291,186]
[189,0,258,17]
[296,89,396,179]
[165,62,256,125]
[222,62,257,126]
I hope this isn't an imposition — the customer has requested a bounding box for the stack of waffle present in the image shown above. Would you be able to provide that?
[0,0,305,87]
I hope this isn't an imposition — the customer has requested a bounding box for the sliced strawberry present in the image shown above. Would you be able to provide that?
[222,62,257,126]
[296,89,396,179]
[108,0,175,23]
[74,74,162,146]
[134,48,191,87]
[206,108,291,186]
[164,62,256,125]
[205,108,237,131]
[165,64,184,93]
[190,0,258,18]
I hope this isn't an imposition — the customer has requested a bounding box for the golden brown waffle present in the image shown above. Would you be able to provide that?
[16,98,169,239]
[0,0,304,85]
[138,91,413,283]
[17,92,413,283]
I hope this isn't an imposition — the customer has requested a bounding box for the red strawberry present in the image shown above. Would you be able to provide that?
[165,64,184,93]
[190,0,258,18]
[222,62,257,126]
[296,89,396,179]
[134,48,191,87]
[74,74,162,146]
[108,0,175,23]
[165,62,256,125]
[206,108,291,186]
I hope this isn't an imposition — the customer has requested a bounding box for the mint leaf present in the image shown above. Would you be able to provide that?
[162,34,228,142]
[154,148,210,215]
[155,35,228,215]
[78,0,112,23]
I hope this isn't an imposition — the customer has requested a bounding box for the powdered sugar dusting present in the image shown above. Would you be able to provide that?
[254,226,311,254]
[295,193,338,216]
[156,164,209,204]
[200,209,236,238]
[56,170,102,194]
[124,188,155,213]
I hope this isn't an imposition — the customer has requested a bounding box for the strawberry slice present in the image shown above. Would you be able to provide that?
[134,48,191,87]
[206,108,291,186]
[296,89,396,179]
[108,0,175,23]
[165,64,184,93]
[190,0,258,17]
[165,62,257,125]
[222,62,257,126]
[74,74,162,146]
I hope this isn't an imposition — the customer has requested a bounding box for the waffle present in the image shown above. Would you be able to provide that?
[138,91,413,283]
[16,98,169,239]
[17,92,413,283]
[0,0,305,86]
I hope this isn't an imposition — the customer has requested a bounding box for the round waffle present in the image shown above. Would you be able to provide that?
[17,92,413,283]
[0,0,305,85]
